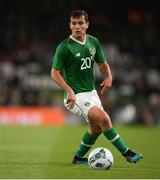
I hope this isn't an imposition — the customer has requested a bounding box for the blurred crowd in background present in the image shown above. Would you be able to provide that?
[0,0,160,125]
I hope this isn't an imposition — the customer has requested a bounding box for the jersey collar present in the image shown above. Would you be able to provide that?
[69,35,86,45]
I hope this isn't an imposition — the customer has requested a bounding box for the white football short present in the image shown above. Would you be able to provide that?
[64,90,103,121]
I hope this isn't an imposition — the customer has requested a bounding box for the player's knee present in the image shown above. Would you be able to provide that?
[95,112,111,129]
[88,107,112,130]
[88,106,103,121]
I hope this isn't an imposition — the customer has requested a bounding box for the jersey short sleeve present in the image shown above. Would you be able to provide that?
[52,43,66,70]
[94,37,107,63]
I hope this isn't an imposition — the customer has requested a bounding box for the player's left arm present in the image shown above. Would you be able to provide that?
[97,62,112,95]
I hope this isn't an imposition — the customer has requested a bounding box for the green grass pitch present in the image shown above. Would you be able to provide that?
[0,124,160,179]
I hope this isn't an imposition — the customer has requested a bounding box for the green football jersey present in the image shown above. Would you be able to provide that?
[52,34,107,96]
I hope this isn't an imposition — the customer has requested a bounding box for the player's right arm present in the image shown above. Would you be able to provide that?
[51,42,75,109]
[51,68,75,109]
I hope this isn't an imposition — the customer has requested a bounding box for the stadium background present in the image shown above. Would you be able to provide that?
[0,0,160,179]
[0,0,160,126]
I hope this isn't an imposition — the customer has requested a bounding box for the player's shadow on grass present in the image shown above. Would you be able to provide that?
[0,161,80,167]
[0,162,58,165]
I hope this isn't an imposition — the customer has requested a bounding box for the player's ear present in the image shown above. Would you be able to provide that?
[86,21,89,29]
[69,22,71,29]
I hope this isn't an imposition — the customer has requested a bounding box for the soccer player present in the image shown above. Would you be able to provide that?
[51,10,143,164]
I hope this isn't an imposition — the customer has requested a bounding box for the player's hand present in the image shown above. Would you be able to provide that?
[100,77,112,95]
[66,90,76,109]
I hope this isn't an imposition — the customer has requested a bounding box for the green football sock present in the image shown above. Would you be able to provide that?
[75,131,100,157]
[103,127,129,154]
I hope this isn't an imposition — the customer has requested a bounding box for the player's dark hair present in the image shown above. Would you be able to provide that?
[70,10,89,22]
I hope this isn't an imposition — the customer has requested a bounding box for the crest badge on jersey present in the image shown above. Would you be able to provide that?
[89,47,96,57]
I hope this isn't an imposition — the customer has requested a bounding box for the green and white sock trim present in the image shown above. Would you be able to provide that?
[80,140,93,147]
[75,131,100,157]
[110,134,120,143]
[103,127,129,154]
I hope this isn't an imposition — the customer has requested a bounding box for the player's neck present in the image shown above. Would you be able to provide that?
[70,35,86,44]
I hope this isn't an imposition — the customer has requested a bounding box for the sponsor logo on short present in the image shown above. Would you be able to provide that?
[84,102,90,106]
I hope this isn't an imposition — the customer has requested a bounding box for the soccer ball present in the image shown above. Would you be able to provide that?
[88,147,114,170]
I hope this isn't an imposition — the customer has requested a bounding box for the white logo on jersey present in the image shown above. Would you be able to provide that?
[75,53,80,57]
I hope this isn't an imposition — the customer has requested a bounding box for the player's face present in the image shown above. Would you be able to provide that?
[69,15,89,42]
